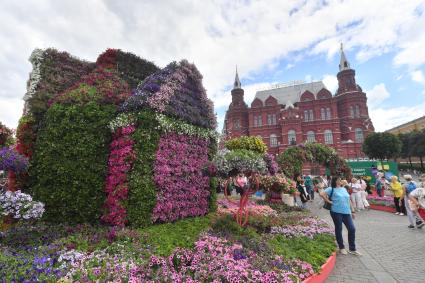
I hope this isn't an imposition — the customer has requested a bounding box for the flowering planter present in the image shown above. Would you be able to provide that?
[281,193,295,207]
[303,252,336,283]
[369,204,396,213]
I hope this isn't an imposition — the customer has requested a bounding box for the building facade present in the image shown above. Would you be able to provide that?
[222,45,375,159]
[386,115,425,135]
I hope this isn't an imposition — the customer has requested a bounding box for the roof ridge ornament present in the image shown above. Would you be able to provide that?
[233,65,241,89]
[339,43,350,71]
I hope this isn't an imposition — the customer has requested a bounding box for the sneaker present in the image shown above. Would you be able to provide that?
[416,221,424,229]
[339,248,348,255]
[395,212,400,215]
[399,213,404,216]
[408,224,415,229]
[348,250,362,256]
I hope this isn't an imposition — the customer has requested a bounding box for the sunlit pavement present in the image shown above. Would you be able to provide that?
[308,197,425,283]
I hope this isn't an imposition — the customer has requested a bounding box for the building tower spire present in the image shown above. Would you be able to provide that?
[234,65,241,89]
[339,43,350,71]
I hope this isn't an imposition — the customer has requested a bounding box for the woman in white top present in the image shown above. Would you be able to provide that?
[350,177,364,211]
[360,177,370,209]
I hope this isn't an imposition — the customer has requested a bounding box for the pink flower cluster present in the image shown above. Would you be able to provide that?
[152,133,210,222]
[102,126,136,226]
[270,217,334,239]
[217,198,278,217]
[61,235,313,282]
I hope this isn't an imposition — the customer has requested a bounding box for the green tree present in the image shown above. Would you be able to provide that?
[399,133,414,169]
[411,130,425,170]
[362,132,402,162]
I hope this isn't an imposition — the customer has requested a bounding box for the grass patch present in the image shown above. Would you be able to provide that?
[268,233,336,271]
[139,215,211,256]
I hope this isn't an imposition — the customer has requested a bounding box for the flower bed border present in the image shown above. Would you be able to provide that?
[369,204,396,213]
[303,252,336,283]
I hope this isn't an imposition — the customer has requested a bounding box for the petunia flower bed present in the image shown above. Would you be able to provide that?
[367,195,395,208]
[0,197,336,282]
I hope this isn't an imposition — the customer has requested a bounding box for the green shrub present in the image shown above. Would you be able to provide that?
[225,136,267,154]
[268,233,336,271]
[211,214,260,240]
[29,102,115,223]
[127,111,160,227]
[139,216,211,256]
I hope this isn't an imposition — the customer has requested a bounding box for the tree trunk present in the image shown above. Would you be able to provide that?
[420,156,424,171]
[409,156,413,169]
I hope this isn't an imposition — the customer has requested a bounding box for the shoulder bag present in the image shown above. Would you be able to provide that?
[323,187,334,210]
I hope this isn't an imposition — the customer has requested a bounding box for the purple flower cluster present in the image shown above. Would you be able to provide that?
[263,153,279,175]
[0,147,29,173]
[152,133,210,222]
[121,60,216,129]
[271,217,334,239]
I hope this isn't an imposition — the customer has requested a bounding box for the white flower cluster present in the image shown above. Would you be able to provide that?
[24,48,45,108]
[0,190,45,220]
[156,113,218,140]
[108,113,136,132]
[58,249,86,269]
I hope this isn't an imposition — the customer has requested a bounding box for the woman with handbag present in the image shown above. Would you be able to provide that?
[320,176,361,256]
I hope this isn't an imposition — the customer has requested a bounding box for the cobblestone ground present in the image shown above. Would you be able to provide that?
[308,198,425,283]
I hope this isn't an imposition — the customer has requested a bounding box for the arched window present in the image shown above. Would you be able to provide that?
[355,128,364,143]
[288,130,296,145]
[270,134,278,147]
[267,114,277,125]
[233,119,240,129]
[355,105,360,118]
[307,131,315,142]
[324,130,333,144]
[321,108,326,120]
[309,110,314,121]
[304,110,309,121]
[349,106,354,118]
[254,115,262,127]
[326,108,331,120]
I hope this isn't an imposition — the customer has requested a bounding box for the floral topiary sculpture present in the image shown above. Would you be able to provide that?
[102,60,217,227]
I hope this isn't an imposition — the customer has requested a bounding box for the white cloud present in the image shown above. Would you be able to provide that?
[1,0,425,130]
[411,70,425,84]
[285,63,295,70]
[370,104,425,132]
[322,74,338,94]
[365,82,425,132]
[365,83,391,108]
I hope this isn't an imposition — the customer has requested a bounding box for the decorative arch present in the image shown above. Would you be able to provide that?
[277,142,351,179]
[265,96,277,106]
[251,98,263,108]
[300,90,315,102]
[316,88,332,99]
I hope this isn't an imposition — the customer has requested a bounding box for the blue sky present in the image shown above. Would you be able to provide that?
[1,0,425,132]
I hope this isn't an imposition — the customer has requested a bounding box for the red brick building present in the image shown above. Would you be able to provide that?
[222,45,374,160]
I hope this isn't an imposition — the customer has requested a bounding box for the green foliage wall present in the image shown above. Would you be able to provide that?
[127,111,160,227]
[225,136,267,154]
[29,102,115,223]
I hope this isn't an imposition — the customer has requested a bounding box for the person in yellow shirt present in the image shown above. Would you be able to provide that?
[389,176,405,215]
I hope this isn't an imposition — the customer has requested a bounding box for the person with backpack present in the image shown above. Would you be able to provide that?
[295,174,309,208]
[375,175,384,197]
[408,184,425,227]
[403,175,424,229]
[304,174,314,201]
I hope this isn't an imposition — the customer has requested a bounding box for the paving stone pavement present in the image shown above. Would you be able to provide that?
[307,198,425,283]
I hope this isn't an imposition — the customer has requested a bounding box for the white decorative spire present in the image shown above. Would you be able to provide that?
[234,65,241,89]
[339,43,350,71]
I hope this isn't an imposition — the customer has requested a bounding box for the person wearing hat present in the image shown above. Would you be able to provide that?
[403,174,424,228]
